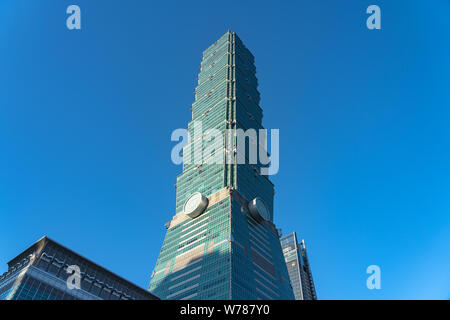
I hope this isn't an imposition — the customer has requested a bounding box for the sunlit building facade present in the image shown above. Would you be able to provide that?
[0,236,158,300]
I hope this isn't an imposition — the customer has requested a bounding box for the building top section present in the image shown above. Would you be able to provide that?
[5,236,158,300]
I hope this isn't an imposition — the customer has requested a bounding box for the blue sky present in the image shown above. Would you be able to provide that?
[0,0,449,299]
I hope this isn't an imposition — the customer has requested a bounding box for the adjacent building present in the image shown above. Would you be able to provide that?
[0,236,158,300]
[281,232,317,300]
[148,31,294,300]
[1,33,318,301]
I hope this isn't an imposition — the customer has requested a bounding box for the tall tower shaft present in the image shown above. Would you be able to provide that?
[149,31,294,300]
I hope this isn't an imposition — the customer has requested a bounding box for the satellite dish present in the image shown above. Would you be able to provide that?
[184,192,208,218]
[248,197,270,222]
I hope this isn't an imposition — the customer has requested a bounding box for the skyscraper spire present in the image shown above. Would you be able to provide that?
[149,31,294,300]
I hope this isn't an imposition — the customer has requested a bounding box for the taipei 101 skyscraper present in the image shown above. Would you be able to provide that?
[149,31,294,300]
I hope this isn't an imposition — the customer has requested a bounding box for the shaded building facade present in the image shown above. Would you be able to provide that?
[148,31,294,300]
[0,236,158,300]
[281,232,317,300]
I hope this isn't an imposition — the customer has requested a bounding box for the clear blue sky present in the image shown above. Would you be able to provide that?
[0,0,449,299]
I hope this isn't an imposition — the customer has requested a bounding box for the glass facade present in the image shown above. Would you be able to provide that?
[0,236,158,300]
[280,232,317,300]
[148,31,294,300]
